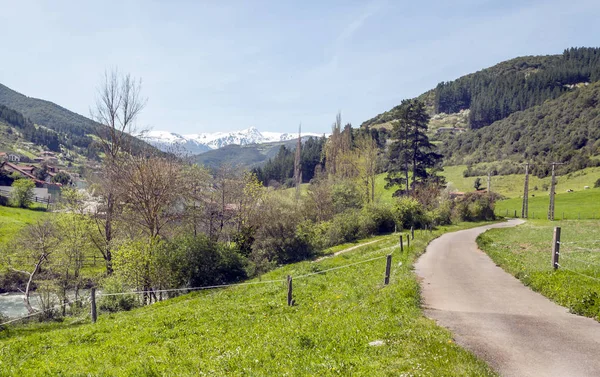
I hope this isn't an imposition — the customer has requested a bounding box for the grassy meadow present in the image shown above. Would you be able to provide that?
[0,223,497,377]
[478,220,600,321]
[0,205,48,247]
[494,189,600,219]
[442,165,600,198]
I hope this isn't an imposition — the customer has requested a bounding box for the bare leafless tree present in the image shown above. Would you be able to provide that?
[116,153,184,238]
[90,69,147,275]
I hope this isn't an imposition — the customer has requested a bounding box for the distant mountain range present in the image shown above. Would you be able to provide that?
[142,127,325,155]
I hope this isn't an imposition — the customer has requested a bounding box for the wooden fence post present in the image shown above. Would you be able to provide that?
[410,226,414,240]
[91,287,97,323]
[407,235,410,249]
[287,275,293,306]
[399,235,403,252]
[552,227,561,270]
[384,254,392,285]
[514,209,517,218]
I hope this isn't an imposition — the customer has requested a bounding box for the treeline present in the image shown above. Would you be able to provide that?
[440,81,600,177]
[435,47,600,129]
[0,103,62,151]
[253,128,389,187]
[252,136,326,186]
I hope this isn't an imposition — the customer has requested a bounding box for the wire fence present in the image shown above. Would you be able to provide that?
[552,230,600,284]
[1,240,405,327]
[496,208,600,220]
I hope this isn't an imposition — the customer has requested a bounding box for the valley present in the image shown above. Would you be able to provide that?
[1,42,600,377]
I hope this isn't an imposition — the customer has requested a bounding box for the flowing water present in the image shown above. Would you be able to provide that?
[0,293,37,318]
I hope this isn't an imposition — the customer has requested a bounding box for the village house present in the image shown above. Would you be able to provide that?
[7,153,21,162]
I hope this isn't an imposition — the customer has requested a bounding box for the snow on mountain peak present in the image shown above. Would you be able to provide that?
[141,127,323,155]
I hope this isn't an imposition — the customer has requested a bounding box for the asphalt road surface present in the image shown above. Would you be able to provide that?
[415,220,600,377]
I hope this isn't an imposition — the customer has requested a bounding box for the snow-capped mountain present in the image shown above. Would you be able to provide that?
[142,127,324,155]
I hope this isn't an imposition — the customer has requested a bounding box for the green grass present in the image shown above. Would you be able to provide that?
[494,189,600,219]
[443,165,600,198]
[0,205,48,247]
[478,220,600,321]
[0,224,498,376]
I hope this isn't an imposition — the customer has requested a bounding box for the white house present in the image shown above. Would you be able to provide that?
[7,154,21,162]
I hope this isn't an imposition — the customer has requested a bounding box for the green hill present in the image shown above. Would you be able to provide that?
[439,81,600,177]
[192,137,316,170]
[0,83,156,159]
[362,48,600,130]
[0,228,495,376]
[0,84,99,150]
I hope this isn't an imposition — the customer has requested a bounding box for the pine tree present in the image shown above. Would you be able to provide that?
[386,99,442,196]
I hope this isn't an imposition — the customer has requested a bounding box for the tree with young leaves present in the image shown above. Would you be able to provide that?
[52,189,95,314]
[9,220,59,313]
[386,99,442,196]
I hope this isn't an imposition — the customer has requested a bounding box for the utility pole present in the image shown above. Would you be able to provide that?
[522,163,530,219]
[487,171,491,193]
[547,162,564,221]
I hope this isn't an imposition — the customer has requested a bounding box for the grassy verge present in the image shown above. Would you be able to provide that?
[477,219,600,321]
[0,223,497,376]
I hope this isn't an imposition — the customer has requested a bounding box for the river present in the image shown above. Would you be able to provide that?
[0,291,90,319]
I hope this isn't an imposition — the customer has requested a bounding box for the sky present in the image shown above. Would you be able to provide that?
[0,0,599,135]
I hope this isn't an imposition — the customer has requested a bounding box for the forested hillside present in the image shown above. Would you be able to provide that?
[0,103,68,152]
[0,84,97,149]
[0,83,155,158]
[439,81,600,177]
[362,48,600,130]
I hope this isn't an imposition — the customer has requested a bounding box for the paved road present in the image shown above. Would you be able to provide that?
[415,220,600,377]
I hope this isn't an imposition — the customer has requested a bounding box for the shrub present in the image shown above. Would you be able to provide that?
[429,200,453,226]
[253,194,313,264]
[362,205,396,234]
[98,275,138,312]
[11,179,35,208]
[160,235,248,288]
[594,178,600,188]
[327,210,363,245]
[393,197,427,230]
[454,192,496,221]
[296,220,330,251]
[331,181,362,214]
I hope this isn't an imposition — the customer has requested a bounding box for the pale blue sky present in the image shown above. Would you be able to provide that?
[0,0,598,134]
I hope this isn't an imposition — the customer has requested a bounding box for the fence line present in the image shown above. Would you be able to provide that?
[559,254,600,270]
[97,278,286,297]
[556,263,600,283]
[563,246,600,252]
[559,239,600,245]
[2,233,410,327]
[295,255,388,280]
[552,227,600,283]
